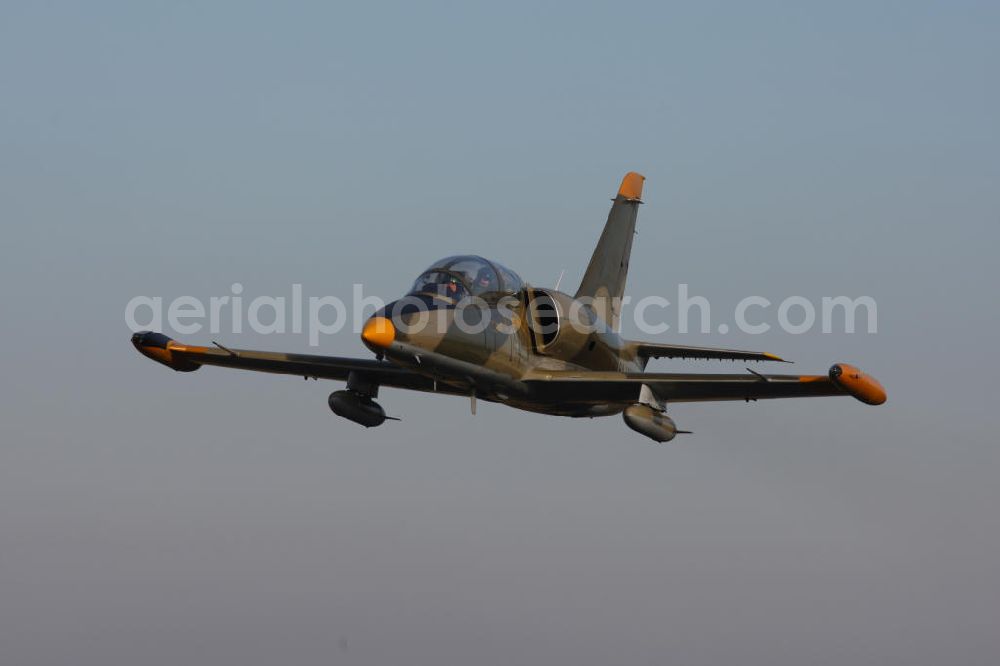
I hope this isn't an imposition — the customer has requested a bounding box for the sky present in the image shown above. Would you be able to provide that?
[2,1,999,665]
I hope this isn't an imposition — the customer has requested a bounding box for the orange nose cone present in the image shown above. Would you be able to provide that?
[362,316,395,349]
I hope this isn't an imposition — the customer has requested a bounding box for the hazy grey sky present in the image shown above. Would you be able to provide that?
[2,2,999,665]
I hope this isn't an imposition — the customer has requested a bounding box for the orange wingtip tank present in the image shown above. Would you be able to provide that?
[131,331,202,372]
[829,363,886,405]
[618,172,645,200]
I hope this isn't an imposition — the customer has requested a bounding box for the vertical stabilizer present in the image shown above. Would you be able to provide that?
[575,172,644,331]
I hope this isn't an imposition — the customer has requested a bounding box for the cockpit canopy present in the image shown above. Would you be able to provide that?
[409,255,524,302]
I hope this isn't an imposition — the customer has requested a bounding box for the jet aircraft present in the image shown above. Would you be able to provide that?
[132,172,885,442]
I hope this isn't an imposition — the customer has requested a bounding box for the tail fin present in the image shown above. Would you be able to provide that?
[575,172,645,331]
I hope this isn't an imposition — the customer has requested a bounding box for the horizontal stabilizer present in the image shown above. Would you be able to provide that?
[629,340,789,363]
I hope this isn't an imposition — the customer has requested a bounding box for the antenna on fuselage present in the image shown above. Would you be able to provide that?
[554,269,566,292]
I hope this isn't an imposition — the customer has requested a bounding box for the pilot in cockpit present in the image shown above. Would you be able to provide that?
[475,267,498,294]
[409,256,521,304]
[444,275,467,301]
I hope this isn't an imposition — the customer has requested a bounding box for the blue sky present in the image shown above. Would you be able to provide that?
[2,2,999,664]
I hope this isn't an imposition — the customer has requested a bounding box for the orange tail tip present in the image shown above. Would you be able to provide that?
[618,172,645,200]
[829,363,887,405]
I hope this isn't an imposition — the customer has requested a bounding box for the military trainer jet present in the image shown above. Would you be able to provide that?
[132,172,885,442]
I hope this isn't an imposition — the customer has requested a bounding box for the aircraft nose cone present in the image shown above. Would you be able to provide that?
[362,316,395,350]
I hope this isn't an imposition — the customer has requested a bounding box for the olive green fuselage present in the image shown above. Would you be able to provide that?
[370,289,644,417]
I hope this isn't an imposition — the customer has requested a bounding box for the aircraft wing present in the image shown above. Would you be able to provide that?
[134,331,885,406]
[131,331,466,395]
[628,341,789,363]
[523,365,886,405]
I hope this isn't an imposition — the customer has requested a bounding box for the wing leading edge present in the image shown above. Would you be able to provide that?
[524,364,886,405]
[130,331,465,395]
